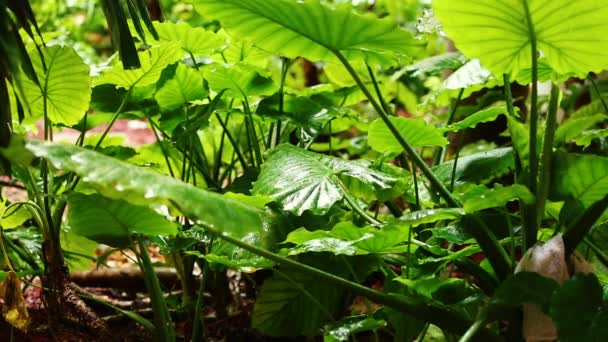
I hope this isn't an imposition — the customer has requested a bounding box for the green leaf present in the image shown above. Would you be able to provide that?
[574,129,608,148]
[20,45,91,125]
[21,140,271,245]
[492,272,558,311]
[433,0,608,77]
[202,62,277,99]
[68,193,177,247]
[432,147,515,186]
[442,106,508,132]
[324,316,387,342]
[195,0,424,64]
[554,114,608,146]
[551,152,608,207]
[153,22,227,56]
[550,273,607,341]
[96,43,183,89]
[428,59,498,105]
[154,63,208,111]
[0,201,31,230]
[282,221,411,256]
[253,144,405,215]
[368,117,447,154]
[463,184,535,213]
[252,257,348,336]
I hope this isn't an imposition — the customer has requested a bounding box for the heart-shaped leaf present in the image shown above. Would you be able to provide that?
[154,63,208,111]
[195,0,424,64]
[433,0,608,77]
[20,45,91,125]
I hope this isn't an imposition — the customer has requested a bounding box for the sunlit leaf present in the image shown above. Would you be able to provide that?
[434,0,608,77]
[195,0,424,64]
[20,45,91,125]
[202,62,277,98]
[96,43,183,89]
[368,117,447,154]
[153,21,227,55]
[154,63,208,111]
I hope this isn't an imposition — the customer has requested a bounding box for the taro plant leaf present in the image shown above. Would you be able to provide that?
[253,144,406,215]
[95,43,183,89]
[550,273,608,341]
[18,140,273,247]
[367,117,447,154]
[194,0,424,64]
[442,106,508,132]
[428,59,498,105]
[154,63,208,111]
[550,152,608,207]
[324,316,387,342]
[20,45,91,126]
[554,114,607,146]
[252,255,367,337]
[202,62,277,99]
[68,193,178,248]
[153,22,227,56]
[432,147,515,186]
[463,184,535,213]
[433,0,608,77]
[574,129,608,148]
[0,200,31,229]
[282,221,411,256]
[205,239,274,273]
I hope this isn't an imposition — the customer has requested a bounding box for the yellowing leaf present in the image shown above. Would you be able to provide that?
[0,271,29,332]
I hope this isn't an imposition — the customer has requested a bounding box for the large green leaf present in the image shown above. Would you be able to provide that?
[253,144,405,215]
[554,114,607,146]
[95,43,183,89]
[68,193,178,247]
[20,45,91,125]
[551,152,608,207]
[154,63,208,111]
[367,117,447,154]
[433,0,608,77]
[20,140,271,245]
[407,52,466,77]
[194,0,424,64]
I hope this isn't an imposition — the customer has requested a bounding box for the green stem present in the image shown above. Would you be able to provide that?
[438,88,464,165]
[333,50,458,208]
[459,317,486,342]
[342,185,381,225]
[523,0,539,248]
[94,87,132,151]
[335,50,510,279]
[215,113,247,170]
[275,57,289,148]
[200,224,500,340]
[536,84,559,225]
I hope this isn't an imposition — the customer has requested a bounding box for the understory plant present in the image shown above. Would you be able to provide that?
[1,0,608,341]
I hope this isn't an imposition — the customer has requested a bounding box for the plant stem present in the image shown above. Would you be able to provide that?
[334,50,511,280]
[341,184,381,225]
[523,0,539,248]
[200,224,500,340]
[536,84,559,225]
[334,50,457,207]
[94,87,132,151]
[438,88,464,165]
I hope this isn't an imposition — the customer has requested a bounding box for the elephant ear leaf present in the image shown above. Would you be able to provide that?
[433,0,608,77]
[194,0,424,64]
[252,144,406,215]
